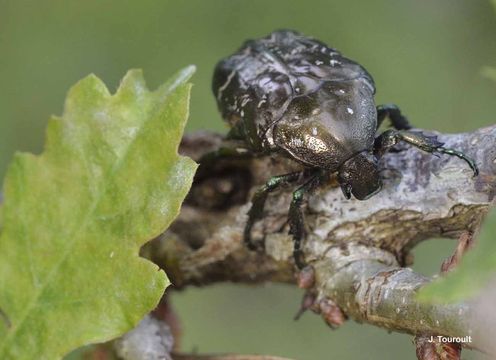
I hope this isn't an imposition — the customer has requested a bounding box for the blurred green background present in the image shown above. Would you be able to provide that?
[1,1,495,359]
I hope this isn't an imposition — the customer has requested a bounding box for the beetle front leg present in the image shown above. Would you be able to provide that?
[377,104,412,130]
[244,172,303,250]
[375,129,479,176]
[288,174,323,269]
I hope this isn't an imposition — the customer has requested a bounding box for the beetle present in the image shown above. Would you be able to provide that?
[211,29,478,269]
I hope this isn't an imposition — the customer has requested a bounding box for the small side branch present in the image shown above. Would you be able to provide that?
[312,243,476,345]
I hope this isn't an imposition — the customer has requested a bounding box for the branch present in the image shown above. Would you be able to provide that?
[142,126,496,353]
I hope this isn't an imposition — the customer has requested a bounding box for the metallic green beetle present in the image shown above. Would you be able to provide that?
[211,30,478,268]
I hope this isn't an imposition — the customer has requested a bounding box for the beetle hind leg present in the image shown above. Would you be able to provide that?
[374,129,479,176]
[244,172,303,250]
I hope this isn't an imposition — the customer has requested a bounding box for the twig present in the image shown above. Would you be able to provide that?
[141,126,496,354]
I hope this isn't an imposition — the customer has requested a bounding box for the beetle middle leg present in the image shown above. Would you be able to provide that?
[288,172,324,269]
[376,104,412,130]
[374,129,479,176]
[244,172,303,250]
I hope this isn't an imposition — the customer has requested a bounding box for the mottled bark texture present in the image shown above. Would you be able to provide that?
[142,126,496,354]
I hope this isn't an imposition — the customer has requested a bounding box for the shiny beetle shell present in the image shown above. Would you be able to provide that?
[212,30,378,171]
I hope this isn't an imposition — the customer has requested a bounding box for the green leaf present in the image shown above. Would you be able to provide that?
[418,208,496,302]
[0,67,197,359]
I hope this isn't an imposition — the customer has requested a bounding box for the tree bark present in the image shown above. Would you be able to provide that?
[142,125,496,354]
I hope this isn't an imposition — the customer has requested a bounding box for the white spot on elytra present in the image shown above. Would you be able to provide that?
[330,59,340,66]
[292,138,303,147]
[347,107,354,114]
[315,60,323,65]
[240,97,251,107]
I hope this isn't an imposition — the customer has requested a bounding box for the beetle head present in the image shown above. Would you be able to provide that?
[337,151,382,200]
